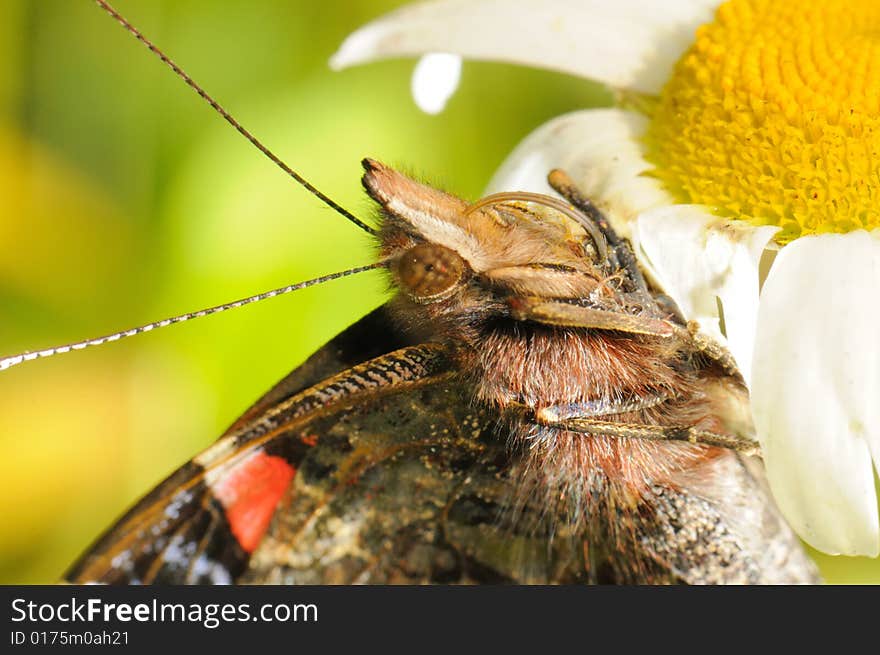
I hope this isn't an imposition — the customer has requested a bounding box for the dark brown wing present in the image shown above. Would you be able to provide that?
[66,306,817,584]
[62,307,418,584]
[63,308,581,584]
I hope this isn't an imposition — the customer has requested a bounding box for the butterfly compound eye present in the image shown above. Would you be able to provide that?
[395,243,466,303]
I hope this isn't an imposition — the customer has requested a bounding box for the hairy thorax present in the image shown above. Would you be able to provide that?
[461,321,728,504]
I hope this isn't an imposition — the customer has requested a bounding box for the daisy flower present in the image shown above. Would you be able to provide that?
[331,0,880,557]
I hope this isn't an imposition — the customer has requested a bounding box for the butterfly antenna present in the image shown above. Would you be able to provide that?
[0,262,384,372]
[93,0,376,236]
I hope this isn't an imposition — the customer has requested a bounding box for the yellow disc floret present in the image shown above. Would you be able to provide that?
[645,0,880,243]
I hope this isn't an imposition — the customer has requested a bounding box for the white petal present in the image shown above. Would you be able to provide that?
[331,0,720,94]
[636,207,779,381]
[411,53,462,114]
[486,108,669,240]
[751,230,880,556]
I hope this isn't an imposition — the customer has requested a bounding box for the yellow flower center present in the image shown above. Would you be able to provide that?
[645,0,880,243]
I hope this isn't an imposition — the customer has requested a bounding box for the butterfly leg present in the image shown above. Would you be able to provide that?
[508,296,676,337]
[534,404,761,456]
[547,168,657,309]
[508,276,741,377]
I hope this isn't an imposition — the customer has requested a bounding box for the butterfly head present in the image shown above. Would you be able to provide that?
[361,158,618,336]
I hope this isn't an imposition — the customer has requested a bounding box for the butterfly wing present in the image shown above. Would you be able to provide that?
[63,307,400,584]
[64,308,588,584]
[66,306,818,585]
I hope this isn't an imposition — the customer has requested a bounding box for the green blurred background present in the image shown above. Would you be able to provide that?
[0,0,875,584]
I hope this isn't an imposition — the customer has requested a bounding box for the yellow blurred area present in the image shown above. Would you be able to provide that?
[0,0,877,584]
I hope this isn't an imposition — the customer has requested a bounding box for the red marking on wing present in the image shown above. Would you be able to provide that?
[213,452,296,553]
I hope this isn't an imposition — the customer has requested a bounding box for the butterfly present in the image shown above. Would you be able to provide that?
[12,1,821,584]
[63,150,820,583]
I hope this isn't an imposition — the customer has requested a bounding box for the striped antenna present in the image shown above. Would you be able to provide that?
[0,263,383,371]
[93,0,376,235]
